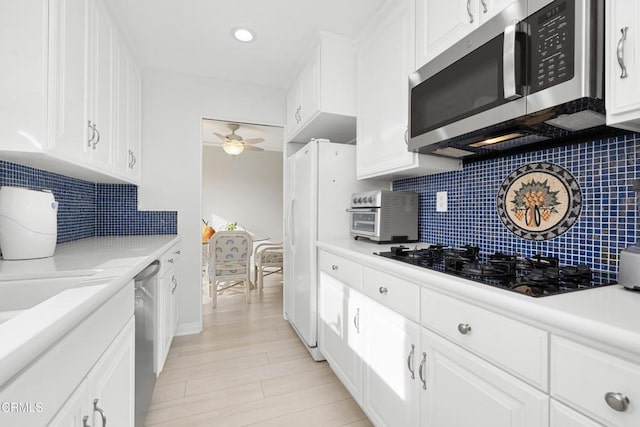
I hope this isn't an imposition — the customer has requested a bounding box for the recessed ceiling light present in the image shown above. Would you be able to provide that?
[232,27,255,43]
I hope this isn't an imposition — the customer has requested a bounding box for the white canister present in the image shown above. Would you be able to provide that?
[0,186,58,260]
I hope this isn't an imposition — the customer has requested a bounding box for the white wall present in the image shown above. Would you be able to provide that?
[202,146,283,240]
[139,68,285,334]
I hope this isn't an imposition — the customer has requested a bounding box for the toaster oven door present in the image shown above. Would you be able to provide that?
[349,208,380,239]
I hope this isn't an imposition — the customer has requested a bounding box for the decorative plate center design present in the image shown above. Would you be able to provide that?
[497,162,582,241]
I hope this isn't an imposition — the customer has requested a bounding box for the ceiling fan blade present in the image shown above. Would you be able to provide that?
[242,138,265,145]
[244,145,264,152]
[213,132,228,141]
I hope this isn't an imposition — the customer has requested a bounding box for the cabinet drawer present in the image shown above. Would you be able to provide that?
[319,251,362,291]
[551,336,640,427]
[421,287,548,390]
[160,244,181,277]
[363,267,419,322]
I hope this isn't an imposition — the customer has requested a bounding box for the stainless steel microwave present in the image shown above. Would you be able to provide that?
[409,0,605,160]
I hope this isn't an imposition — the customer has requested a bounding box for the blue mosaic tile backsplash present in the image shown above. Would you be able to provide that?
[0,161,177,243]
[393,133,640,275]
[97,184,177,236]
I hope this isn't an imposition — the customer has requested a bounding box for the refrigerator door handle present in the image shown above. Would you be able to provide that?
[286,197,295,246]
[290,198,295,246]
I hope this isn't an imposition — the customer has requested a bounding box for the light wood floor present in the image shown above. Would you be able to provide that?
[145,274,372,427]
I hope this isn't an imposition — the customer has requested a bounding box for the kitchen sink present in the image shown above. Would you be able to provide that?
[0,271,100,324]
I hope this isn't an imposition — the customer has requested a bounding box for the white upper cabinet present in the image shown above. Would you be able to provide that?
[285,32,357,144]
[606,0,640,132]
[114,35,142,181]
[88,0,115,171]
[415,0,519,69]
[356,0,462,180]
[0,0,142,184]
[47,0,91,164]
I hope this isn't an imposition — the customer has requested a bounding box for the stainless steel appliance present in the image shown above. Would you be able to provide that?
[619,246,640,291]
[409,0,606,160]
[377,245,616,297]
[348,190,418,243]
[134,260,160,427]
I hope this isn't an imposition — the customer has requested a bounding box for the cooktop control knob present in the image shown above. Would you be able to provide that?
[367,196,374,203]
[352,197,357,204]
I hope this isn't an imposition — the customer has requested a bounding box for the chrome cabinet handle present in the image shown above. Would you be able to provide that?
[92,125,100,149]
[171,276,178,293]
[617,27,629,79]
[404,128,409,145]
[331,264,339,271]
[467,0,474,23]
[605,392,630,412]
[83,415,91,427]
[378,286,388,295]
[128,150,137,169]
[93,398,107,426]
[458,323,472,334]
[353,308,360,333]
[418,352,427,390]
[407,344,415,379]
[88,121,96,146]
[480,0,487,13]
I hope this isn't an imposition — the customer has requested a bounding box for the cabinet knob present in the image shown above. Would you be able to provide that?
[378,286,388,295]
[605,392,630,412]
[331,264,339,271]
[168,258,174,263]
[457,323,472,335]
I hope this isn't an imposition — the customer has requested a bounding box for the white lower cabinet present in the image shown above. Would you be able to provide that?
[49,317,135,427]
[362,297,421,427]
[157,244,181,372]
[318,249,554,427]
[318,271,363,403]
[420,327,548,427]
[551,335,640,427]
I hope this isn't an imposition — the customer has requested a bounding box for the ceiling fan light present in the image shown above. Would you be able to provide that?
[232,27,255,43]
[223,142,244,155]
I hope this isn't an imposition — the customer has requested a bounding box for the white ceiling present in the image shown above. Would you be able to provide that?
[109,0,386,89]
[202,119,284,152]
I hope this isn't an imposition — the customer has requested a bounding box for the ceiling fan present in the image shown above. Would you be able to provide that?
[214,123,265,155]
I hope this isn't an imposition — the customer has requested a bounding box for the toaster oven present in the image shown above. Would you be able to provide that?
[348,190,418,243]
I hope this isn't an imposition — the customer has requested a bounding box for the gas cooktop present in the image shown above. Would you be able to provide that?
[375,245,617,297]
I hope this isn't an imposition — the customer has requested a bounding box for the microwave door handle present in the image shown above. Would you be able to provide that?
[503,20,523,101]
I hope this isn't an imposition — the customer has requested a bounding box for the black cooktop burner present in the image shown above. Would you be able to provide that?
[376,245,616,297]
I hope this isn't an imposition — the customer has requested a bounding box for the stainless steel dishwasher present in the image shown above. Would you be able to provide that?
[134,260,160,427]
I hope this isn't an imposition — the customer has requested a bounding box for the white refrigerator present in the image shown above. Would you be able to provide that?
[284,140,383,360]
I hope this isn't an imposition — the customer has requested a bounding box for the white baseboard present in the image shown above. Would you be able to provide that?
[175,321,202,336]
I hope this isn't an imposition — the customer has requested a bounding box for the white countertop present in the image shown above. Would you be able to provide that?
[0,235,180,387]
[318,238,640,362]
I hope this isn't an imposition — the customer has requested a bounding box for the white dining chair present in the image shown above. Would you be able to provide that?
[254,242,283,290]
[208,231,253,308]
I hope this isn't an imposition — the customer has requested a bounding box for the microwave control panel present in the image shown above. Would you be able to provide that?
[528,0,575,94]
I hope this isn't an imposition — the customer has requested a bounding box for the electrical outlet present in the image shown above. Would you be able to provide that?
[436,191,448,212]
